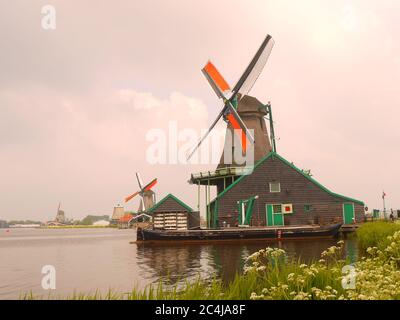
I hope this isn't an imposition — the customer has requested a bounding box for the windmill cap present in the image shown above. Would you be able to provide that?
[237,95,268,115]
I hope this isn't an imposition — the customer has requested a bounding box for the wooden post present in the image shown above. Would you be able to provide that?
[205,185,208,228]
[197,181,200,212]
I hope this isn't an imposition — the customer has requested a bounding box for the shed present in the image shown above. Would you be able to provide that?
[147,194,200,230]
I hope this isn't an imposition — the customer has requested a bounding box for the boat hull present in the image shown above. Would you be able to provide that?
[135,223,342,244]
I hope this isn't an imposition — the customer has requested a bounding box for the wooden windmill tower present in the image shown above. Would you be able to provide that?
[189,35,277,193]
[125,172,157,213]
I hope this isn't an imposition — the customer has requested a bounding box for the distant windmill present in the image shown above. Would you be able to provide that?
[55,202,66,223]
[187,35,275,160]
[125,173,157,212]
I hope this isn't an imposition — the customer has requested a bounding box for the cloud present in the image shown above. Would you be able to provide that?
[0,87,211,220]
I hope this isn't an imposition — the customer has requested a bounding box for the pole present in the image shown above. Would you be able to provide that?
[383,192,386,219]
[267,102,277,153]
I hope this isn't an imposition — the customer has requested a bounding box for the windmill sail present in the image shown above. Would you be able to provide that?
[187,34,274,160]
[232,35,274,99]
[202,61,231,98]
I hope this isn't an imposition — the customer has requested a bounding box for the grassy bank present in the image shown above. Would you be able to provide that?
[356,221,400,250]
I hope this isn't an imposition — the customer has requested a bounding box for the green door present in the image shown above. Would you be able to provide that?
[343,203,355,224]
[273,204,284,226]
[266,204,284,226]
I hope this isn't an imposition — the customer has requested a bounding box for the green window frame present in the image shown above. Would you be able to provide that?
[304,204,312,213]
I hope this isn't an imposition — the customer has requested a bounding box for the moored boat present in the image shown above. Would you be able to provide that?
[135,223,342,244]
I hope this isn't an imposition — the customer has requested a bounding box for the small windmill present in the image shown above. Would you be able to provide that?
[125,173,157,212]
[55,202,66,223]
[187,34,275,160]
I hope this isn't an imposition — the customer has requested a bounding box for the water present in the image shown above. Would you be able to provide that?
[0,228,358,299]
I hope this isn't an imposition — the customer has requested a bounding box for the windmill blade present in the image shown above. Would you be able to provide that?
[231,35,274,100]
[186,106,227,160]
[124,190,140,203]
[202,61,231,99]
[136,172,144,190]
[226,101,255,144]
[143,178,157,191]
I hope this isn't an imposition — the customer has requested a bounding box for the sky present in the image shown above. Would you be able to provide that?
[0,0,399,221]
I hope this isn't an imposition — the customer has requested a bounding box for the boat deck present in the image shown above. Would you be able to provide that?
[161,224,322,233]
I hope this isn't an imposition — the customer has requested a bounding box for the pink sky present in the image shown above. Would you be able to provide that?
[0,0,399,220]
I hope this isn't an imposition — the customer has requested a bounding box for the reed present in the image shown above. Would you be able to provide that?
[356,221,400,251]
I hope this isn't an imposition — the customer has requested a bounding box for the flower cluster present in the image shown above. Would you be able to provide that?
[247,231,400,300]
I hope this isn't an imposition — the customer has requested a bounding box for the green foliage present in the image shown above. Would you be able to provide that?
[356,221,400,251]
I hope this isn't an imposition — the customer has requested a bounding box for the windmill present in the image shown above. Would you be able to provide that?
[187,34,275,161]
[55,202,66,223]
[125,173,157,212]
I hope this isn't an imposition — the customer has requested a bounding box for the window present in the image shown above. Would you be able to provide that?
[269,182,281,193]
[304,204,312,213]
[272,204,282,213]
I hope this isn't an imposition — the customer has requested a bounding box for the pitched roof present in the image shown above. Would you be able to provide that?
[147,194,194,213]
[213,152,364,205]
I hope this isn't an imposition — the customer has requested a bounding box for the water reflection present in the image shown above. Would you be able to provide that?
[0,229,359,299]
[136,237,359,286]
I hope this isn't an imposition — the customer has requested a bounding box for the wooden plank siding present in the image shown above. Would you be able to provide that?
[212,154,364,227]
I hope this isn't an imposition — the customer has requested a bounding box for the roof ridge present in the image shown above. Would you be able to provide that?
[147,193,194,213]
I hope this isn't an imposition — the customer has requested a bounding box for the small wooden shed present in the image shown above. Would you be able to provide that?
[147,194,200,230]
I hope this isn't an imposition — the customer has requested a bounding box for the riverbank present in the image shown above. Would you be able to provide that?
[22,222,400,300]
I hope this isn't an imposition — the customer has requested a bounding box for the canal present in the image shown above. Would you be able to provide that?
[0,227,359,299]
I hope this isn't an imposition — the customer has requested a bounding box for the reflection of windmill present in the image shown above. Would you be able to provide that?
[125,173,157,212]
[187,35,275,161]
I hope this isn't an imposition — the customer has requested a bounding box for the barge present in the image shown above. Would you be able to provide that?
[135,223,342,244]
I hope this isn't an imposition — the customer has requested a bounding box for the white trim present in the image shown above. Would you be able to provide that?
[269,182,281,193]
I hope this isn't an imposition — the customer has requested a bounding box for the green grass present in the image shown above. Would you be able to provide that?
[356,221,400,251]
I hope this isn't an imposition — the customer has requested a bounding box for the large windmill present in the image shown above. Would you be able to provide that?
[189,34,277,225]
[125,173,157,212]
[187,34,275,161]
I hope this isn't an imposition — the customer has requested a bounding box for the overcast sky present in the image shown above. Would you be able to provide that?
[1,0,399,221]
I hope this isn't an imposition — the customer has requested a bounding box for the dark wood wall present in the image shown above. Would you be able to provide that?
[214,155,364,227]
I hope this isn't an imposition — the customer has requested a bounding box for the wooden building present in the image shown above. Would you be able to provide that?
[147,194,200,230]
[192,152,364,228]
